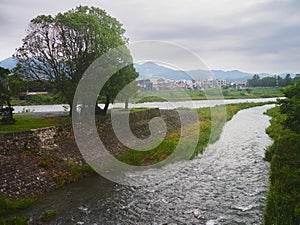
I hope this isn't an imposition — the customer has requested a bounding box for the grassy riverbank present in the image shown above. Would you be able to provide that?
[136,88,283,103]
[264,107,300,225]
[8,88,283,106]
[117,102,273,165]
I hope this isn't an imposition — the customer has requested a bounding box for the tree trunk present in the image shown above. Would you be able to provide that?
[95,95,110,116]
[95,103,102,115]
[6,100,13,119]
[103,95,110,115]
[68,103,72,117]
[125,99,129,109]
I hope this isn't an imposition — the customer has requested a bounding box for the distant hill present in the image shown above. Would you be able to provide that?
[0,57,17,70]
[134,62,255,81]
[134,62,190,80]
[134,62,296,82]
[211,70,253,82]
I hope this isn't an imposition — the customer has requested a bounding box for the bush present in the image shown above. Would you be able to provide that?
[26,94,53,104]
[264,107,300,225]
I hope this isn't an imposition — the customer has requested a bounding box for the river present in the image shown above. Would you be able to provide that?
[13,97,279,113]
[18,105,274,224]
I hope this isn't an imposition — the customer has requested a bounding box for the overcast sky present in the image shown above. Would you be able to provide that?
[0,0,300,73]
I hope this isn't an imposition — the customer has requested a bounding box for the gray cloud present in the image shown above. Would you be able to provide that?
[0,0,299,73]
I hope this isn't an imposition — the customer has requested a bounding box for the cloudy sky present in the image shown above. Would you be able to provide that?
[0,0,300,74]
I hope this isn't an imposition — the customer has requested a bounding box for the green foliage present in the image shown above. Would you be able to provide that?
[248,74,296,87]
[0,67,11,106]
[279,78,300,132]
[98,64,139,114]
[15,6,137,115]
[40,210,57,219]
[265,81,300,225]
[0,216,28,225]
[7,72,54,99]
[0,66,15,124]
[0,193,34,222]
[264,107,300,225]
[0,194,35,217]
[66,163,92,180]
[6,73,26,98]
[25,94,53,104]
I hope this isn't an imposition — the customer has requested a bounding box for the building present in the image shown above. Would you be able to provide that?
[137,79,153,91]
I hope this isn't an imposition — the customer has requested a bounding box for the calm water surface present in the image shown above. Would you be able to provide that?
[13,98,278,113]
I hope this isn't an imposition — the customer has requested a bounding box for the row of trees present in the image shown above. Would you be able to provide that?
[248,74,296,87]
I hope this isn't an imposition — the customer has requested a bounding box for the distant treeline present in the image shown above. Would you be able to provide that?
[248,74,297,87]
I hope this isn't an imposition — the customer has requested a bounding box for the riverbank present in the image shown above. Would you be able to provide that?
[0,115,70,134]
[10,88,283,106]
[12,104,274,224]
[0,102,274,223]
[264,107,300,224]
[117,102,274,165]
[136,88,283,102]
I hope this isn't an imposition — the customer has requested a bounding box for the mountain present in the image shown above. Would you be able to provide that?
[211,70,253,82]
[134,62,296,82]
[0,57,17,70]
[134,62,255,81]
[134,62,190,80]
[0,57,295,81]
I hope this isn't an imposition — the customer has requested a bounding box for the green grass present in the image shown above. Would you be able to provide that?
[40,210,57,219]
[222,88,284,99]
[264,107,300,225]
[0,194,34,224]
[0,195,34,216]
[0,115,70,134]
[134,88,283,103]
[0,216,28,225]
[66,163,96,181]
[0,194,58,224]
[117,102,273,165]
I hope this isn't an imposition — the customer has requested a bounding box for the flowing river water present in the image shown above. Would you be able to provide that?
[21,105,273,225]
[13,98,279,113]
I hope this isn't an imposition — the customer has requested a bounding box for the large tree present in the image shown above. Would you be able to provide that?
[15,6,138,115]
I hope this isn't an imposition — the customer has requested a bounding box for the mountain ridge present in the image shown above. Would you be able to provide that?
[0,57,295,82]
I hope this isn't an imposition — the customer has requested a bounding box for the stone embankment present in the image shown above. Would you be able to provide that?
[0,109,181,200]
[0,125,85,200]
